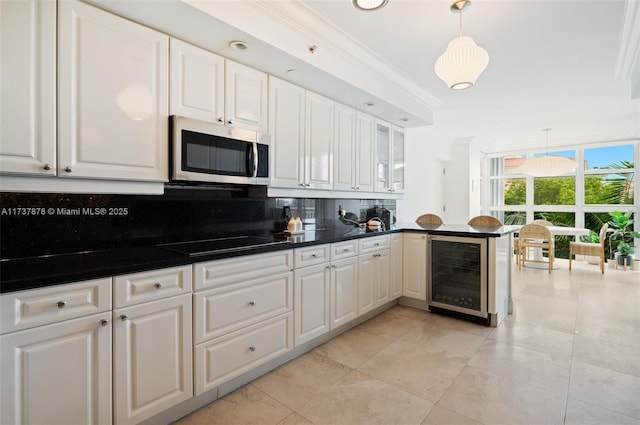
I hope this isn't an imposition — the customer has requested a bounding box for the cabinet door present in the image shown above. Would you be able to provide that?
[170,38,224,123]
[373,250,390,308]
[390,234,404,299]
[358,253,375,315]
[225,59,267,131]
[294,263,331,346]
[374,120,391,192]
[268,77,305,188]
[403,233,428,301]
[305,91,333,189]
[0,312,112,425]
[114,294,192,425]
[392,127,405,193]
[58,0,168,181]
[355,112,375,192]
[0,0,56,176]
[333,102,356,191]
[330,257,358,329]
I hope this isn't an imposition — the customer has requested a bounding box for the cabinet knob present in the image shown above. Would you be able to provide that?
[355,187,360,190]
[343,248,350,252]
[120,314,129,321]
[305,183,311,187]
[43,163,52,171]
[311,253,317,258]
[325,265,331,269]
[227,120,233,125]
[154,282,162,289]
[217,117,224,123]
[64,166,72,173]
[331,265,337,268]
[299,183,305,187]
[249,346,256,352]
[374,243,380,246]
[100,319,109,327]
[57,301,67,309]
[248,301,255,307]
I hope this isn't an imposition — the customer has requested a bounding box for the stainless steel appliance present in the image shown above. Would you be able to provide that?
[170,116,270,185]
[428,235,489,323]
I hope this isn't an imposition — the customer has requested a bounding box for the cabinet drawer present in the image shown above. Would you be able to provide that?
[194,250,293,291]
[330,240,359,261]
[194,312,293,395]
[0,278,112,334]
[294,244,330,268]
[194,271,293,343]
[114,265,192,308]
[359,235,391,254]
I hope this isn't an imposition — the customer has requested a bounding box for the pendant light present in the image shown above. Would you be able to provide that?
[435,0,489,90]
[519,129,577,177]
[352,0,388,11]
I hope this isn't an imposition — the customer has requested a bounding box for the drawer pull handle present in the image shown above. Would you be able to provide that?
[249,346,256,352]
[248,301,255,307]
[311,254,317,258]
[154,283,162,289]
[120,314,129,321]
[100,319,109,327]
[57,301,67,309]
[343,248,350,252]
[374,243,380,246]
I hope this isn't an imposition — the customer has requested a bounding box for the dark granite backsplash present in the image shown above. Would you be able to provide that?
[1,187,395,259]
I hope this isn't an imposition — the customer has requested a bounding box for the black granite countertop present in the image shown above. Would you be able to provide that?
[0,223,516,294]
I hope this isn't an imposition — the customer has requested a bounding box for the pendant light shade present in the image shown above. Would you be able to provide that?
[435,0,489,90]
[518,155,577,177]
[435,36,489,90]
[519,129,577,177]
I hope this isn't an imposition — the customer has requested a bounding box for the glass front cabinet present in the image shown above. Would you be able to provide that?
[375,120,404,194]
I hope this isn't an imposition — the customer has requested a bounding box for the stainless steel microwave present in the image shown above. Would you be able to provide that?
[170,116,270,185]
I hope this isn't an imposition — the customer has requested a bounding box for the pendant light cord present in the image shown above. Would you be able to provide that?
[459,7,463,37]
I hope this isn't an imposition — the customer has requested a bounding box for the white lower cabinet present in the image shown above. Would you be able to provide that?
[294,263,331,346]
[113,293,193,425]
[403,233,428,301]
[0,312,112,425]
[390,233,403,299]
[330,256,359,329]
[194,312,293,395]
[358,236,391,315]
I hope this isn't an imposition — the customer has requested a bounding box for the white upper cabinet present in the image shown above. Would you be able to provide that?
[333,103,356,191]
[269,76,305,188]
[58,0,168,182]
[225,60,268,131]
[392,127,405,193]
[375,119,391,192]
[0,0,56,176]
[170,38,224,124]
[375,119,405,194]
[333,104,374,192]
[304,91,333,189]
[269,77,333,190]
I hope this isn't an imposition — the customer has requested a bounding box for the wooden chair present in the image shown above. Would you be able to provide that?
[518,223,554,273]
[518,219,552,262]
[416,214,443,226]
[467,215,502,227]
[569,223,608,274]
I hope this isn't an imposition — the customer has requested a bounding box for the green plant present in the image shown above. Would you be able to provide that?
[608,211,640,254]
[617,242,633,256]
[579,230,599,243]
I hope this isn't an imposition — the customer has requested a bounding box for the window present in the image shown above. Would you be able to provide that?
[486,143,638,259]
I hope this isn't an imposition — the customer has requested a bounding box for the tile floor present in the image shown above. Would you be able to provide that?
[175,259,640,425]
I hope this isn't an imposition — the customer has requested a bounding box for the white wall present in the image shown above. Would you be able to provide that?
[396,127,448,223]
[442,139,483,224]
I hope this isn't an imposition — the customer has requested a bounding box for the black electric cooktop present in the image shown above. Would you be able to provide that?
[157,235,289,256]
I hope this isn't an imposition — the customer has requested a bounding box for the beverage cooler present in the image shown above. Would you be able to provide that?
[428,235,488,323]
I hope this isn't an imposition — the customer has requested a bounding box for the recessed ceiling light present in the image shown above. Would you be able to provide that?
[399,118,409,122]
[363,101,375,107]
[286,69,296,73]
[228,40,248,51]
[352,0,388,11]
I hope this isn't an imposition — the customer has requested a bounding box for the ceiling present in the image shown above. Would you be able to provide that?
[91,0,640,154]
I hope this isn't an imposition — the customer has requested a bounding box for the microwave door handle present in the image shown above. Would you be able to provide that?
[248,142,258,177]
